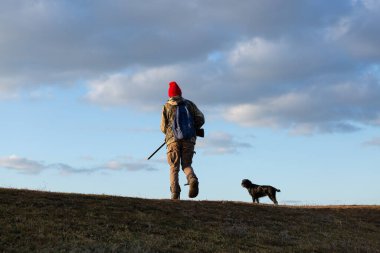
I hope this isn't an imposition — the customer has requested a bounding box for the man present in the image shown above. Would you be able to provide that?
[161,81,205,200]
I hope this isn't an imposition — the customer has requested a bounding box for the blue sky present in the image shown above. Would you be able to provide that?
[1,0,380,204]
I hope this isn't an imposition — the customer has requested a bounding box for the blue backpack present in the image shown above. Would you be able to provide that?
[172,100,196,140]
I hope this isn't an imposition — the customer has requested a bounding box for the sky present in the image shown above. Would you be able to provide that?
[0,0,379,205]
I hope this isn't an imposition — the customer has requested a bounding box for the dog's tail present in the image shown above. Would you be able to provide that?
[276,188,281,192]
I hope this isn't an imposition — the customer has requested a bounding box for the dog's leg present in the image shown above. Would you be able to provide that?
[268,194,278,205]
[273,190,279,205]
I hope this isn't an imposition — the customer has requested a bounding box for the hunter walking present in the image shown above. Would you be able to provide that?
[161,81,205,200]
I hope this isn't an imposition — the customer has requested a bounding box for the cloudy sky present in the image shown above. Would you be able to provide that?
[1,0,379,204]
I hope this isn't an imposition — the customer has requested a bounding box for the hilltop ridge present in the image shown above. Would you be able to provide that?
[0,187,379,252]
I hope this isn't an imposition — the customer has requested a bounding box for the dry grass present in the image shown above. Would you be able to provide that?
[0,187,379,253]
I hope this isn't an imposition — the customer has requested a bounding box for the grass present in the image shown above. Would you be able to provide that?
[0,187,379,253]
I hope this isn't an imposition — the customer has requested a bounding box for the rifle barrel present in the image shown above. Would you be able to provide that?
[147,142,166,160]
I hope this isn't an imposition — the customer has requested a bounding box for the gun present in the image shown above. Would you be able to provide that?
[147,129,204,160]
[196,128,205,138]
[147,141,166,160]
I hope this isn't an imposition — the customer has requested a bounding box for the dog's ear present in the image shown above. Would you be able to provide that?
[241,179,251,187]
[242,179,251,184]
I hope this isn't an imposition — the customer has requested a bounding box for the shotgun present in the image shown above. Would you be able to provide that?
[147,128,204,160]
[147,141,166,160]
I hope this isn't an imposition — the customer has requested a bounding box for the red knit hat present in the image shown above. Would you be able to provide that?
[168,81,182,97]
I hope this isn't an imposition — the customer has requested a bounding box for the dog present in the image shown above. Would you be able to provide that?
[241,179,281,205]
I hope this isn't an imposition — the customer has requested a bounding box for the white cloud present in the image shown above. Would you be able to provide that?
[228,38,288,80]
[104,160,156,172]
[225,92,320,129]
[85,66,183,108]
[0,155,158,174]
[84,34,380,134]
[224,78,380,134]
[0,0,355,92]
[0,155,46,174]
[1,0,380,134]
[227,37,354,85]
[197,132,252,155]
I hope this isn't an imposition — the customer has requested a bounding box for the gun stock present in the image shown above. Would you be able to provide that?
[196,128,205,138]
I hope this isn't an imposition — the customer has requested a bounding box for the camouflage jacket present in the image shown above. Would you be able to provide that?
[161,96,205,145]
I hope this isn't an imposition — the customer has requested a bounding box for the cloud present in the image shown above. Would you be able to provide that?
[197,132,252,155]
[85,65,184,108]
[224,78,380,134]
[227,37,354,84]
[0,155,158,174]
[330,0,380,59]
[0,0,353,91]
[0,155,47,174]
[82,5,380,134]
[51,163,94,174]
[1,0,380,134]
[362,137,380,147]
[102,158,157,172]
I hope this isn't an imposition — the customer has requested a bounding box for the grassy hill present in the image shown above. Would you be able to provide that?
[0,188,379,253]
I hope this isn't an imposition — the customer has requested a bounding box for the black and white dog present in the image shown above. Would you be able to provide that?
[241,179,281,205]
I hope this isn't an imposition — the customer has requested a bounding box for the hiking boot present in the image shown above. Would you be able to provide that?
[188,177,199,198]
[171,192,180,200]
[170,185,181,200]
